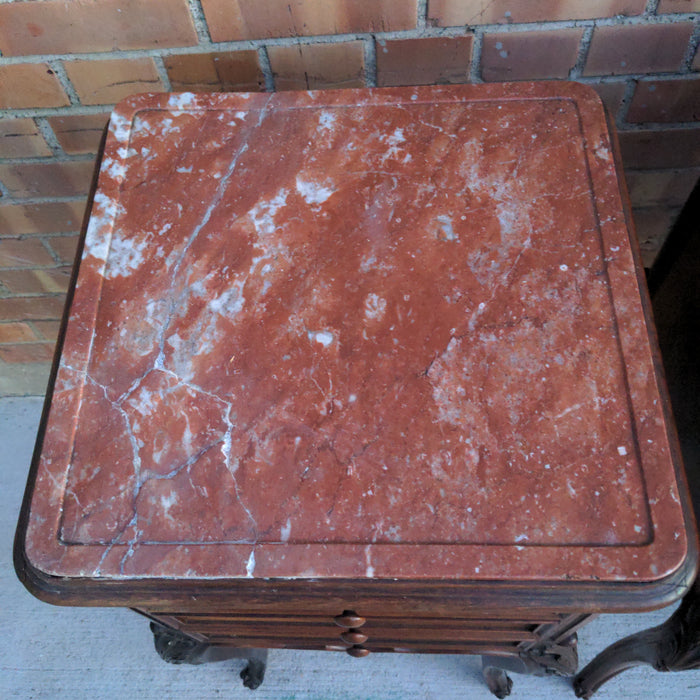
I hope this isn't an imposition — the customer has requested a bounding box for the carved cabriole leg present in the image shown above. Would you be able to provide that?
[481,615,584,697]
[573,587,700,698]
[149,621,268,689]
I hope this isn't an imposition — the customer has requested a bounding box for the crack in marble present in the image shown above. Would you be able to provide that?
[221,403,258,540]
[153,95,275,375]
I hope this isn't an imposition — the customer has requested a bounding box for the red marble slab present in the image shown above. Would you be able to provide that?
[21,84,694,586]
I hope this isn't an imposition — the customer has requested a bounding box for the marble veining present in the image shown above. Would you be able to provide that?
[23,84,690,582]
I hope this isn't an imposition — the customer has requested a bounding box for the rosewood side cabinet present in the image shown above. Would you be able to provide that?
[14,83,698,697]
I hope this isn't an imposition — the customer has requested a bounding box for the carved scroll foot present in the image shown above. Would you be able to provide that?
[150,622,268,689]
[150,621,208,664]
[573,590,700,698]
[240,648,268,689]
[482,661,513,698]
[482,633,578,697]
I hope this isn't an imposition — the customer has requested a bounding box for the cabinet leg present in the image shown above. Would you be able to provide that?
[482,660,513,698]
[240,649,267,690]
[481,633,578,697]
[150,621,268,689]
[573,588,700,698]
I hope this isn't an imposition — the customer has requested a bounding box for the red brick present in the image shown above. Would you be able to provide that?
[619,128,700,169]
[632,206,679,267]
[625,168,700,208]
[588,82,627,118]
[268,42,365,91]
[0,267,72,295]
[376,36,473,87]
[32,320,61,342]
[0,119,52,158]
[45,235,80,265]
[657,0,700,11]
[584,23,694,76]
[428,0,645,25]
[0,161,95,199]
[0,239,55,268]
[481,30,582,82]
[0,295,65,321]
[202,0,416,41]
[164,51,264,92]
[48,114,110,155]
[0,342,56,363]
[0,0,197,56]
[65,58,165,106]
[0,201,85,237]
[627,79,700,123]
[0,321,38,343]
[0,64,70,109]
[695,46,700,72]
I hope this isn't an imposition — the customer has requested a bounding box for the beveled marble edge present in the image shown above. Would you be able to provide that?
[21,83,694,585]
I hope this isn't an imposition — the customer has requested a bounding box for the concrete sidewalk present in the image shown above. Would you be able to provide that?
[2,396,697,699]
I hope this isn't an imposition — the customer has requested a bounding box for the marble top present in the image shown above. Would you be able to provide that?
[24,84,692,584]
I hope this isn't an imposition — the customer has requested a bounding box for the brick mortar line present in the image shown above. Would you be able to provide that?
[0,263,74,273]
[152,55,173,92]
[569,26,594,80]
[645,0,660,15]
[256,46,275,92]
[617,79,639,129]
[0,154,96,166]
[364,37,377,88]
[34,117,67,157]
[186,0,213,43]
[2,104,115,119]
[683,19,700,70]
[0,194,88,206]
[469,29,484,83]
[617,120,700,131]
[0,292,67,299]
[417,0,428,30]
[0,340,56,347]
[47,58,80,106]
[2,68,698,123]
[1,13,699,67]
[0,230,82,240]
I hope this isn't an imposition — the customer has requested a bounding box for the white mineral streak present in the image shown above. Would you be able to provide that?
[295,175,335,205]
[82,192,125,264]
[168,93,197,112]
[104,233,149,279]
[318,110,336,131]
[100,155,127,182]
[160,492,177,523]
[209,278,245,317]
[381,127,406,161]
[109,111,132,142]
[249,189,289,235]
[365,544,375,578]
[246,550,256,577]
[364,293,386,321]
[436,214,456,241]
[280,518,292,542]
[308,330,334,347]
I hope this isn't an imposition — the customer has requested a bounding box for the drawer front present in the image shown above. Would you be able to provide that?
[145,609,570,656]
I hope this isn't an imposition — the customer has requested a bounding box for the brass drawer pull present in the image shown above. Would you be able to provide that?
[333,611,366,628]
[340,631,368,645]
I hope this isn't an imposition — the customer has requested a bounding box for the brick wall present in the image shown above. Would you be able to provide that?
[1,0,699,393]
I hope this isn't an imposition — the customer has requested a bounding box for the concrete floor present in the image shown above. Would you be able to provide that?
[2,395,699,699]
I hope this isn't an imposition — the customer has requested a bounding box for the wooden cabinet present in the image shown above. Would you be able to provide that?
[15,83,697,696]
